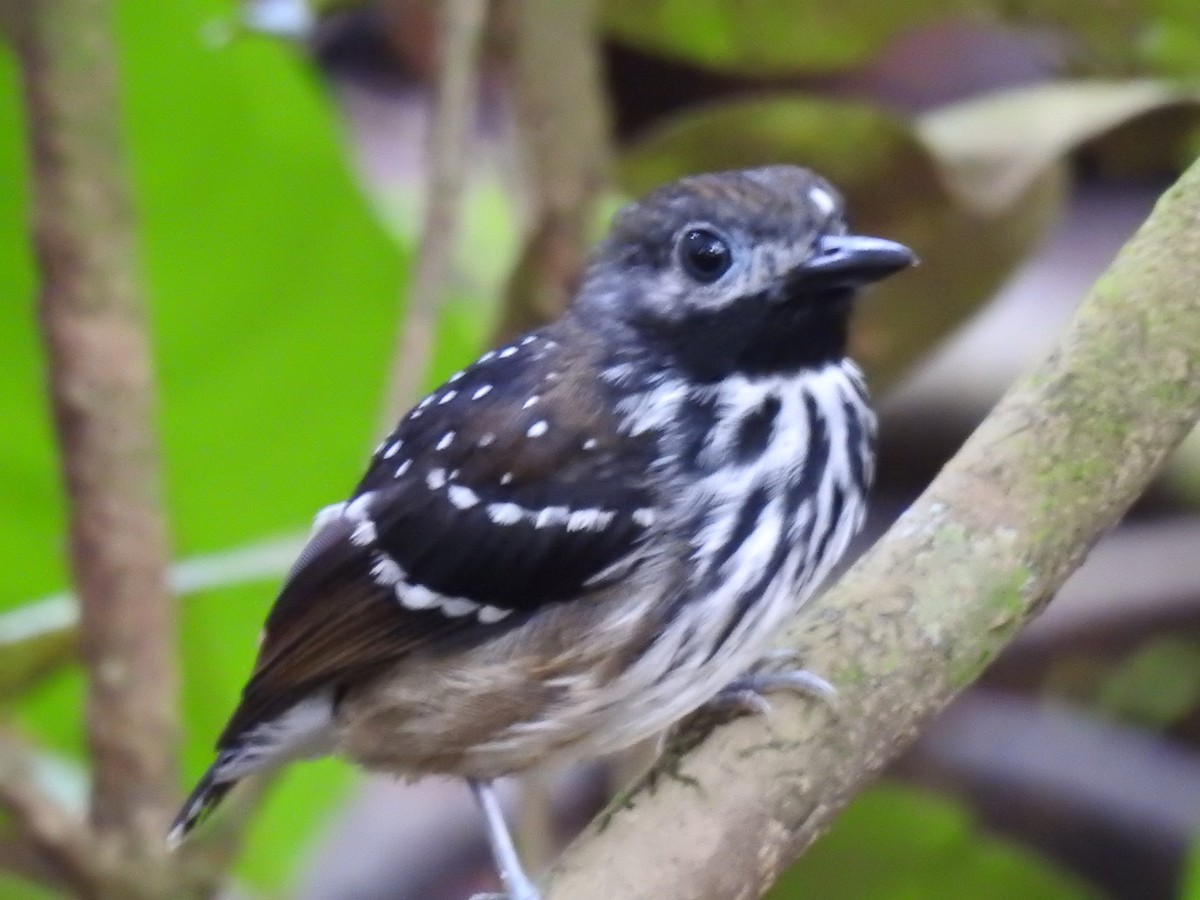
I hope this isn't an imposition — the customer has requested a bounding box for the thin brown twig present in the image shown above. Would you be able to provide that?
[381,0,490,428]
[491,0,610,341]
[0,731,96,894]
[15,0,177,863]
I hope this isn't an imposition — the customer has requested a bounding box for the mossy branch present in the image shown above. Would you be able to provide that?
[542,161,1200,900]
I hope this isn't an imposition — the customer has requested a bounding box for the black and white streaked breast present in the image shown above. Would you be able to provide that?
[581,356,875,747]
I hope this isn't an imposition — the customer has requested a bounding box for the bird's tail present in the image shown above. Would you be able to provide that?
[168,764,235,848]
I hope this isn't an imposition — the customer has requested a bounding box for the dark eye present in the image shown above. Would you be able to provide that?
[678,228,733,283]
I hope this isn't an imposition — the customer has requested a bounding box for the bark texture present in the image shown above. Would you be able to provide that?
[542,159,1200,900]
[15,0,178,883]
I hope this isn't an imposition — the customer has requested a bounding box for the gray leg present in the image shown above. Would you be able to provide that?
[468,779,541,900]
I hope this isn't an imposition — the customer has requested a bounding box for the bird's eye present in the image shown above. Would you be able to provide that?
[678,228,733,283]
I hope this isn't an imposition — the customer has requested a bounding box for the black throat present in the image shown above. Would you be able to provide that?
[635,290,853,383]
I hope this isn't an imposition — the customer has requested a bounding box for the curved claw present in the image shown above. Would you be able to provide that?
[709,667,839,719]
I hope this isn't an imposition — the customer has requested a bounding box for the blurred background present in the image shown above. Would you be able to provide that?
[3,0,1200,897]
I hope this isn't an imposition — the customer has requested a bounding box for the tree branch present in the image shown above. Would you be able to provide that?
[492,0,610,341]
[15,0,177,858]
[0,732,96,894]
[542,160,1200,899]
[381,0,488,427]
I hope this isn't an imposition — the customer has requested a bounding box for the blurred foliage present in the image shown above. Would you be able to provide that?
[2,0,1200,897]
[768,783,1099,900]
[601,0,1179,77]
[1097,637,1200,730]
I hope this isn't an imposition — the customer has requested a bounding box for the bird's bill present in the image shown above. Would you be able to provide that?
[790,234,916,291]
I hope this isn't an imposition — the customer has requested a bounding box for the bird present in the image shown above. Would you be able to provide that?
[169,164,914,899]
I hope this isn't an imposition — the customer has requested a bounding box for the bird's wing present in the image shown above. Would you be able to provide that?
[219,342,658,745]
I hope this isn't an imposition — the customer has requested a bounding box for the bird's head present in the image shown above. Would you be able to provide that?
[574,165,915,381]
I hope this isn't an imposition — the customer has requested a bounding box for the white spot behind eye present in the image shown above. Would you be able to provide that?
[809,186,837,217]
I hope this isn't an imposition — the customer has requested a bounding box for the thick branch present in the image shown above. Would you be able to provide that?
[381,0,488,426]
[543,162,1200,898]
[492,0,610,340]
[15,0,177,853]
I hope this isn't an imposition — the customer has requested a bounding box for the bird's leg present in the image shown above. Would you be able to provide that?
[708,649,838,717]
[468,778,541,900]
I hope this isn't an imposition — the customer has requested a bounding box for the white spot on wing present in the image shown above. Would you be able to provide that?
[440,597,479,617]
[521,335,537,346]
[478,432,496,447]
[370,554,403,586]
[399,583,439,610]
[499,346,518,359]
[382,440,402,459]
[448,370,464,383]
[567,508,615,532]
[311,502,346,532]
[522,396,540,409]
[395,459,412,478]
[535,506,570,528]
[527,420,549,438]
[448,484,480,509]
[500,472,513,485]
[426,468,447,490]
[344,492,374,522]
[478,605,511,624]
[488,502,523,525]
[436,431,455,451]
[350,519,377,546]
[439,390,457,405]
[473,384,492,400]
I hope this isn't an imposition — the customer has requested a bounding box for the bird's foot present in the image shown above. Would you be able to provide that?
[708,653,838,718]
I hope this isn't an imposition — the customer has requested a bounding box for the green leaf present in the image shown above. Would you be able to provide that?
[768,783,1099,900]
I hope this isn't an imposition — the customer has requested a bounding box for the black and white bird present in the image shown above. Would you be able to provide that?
[170,165,914,899]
